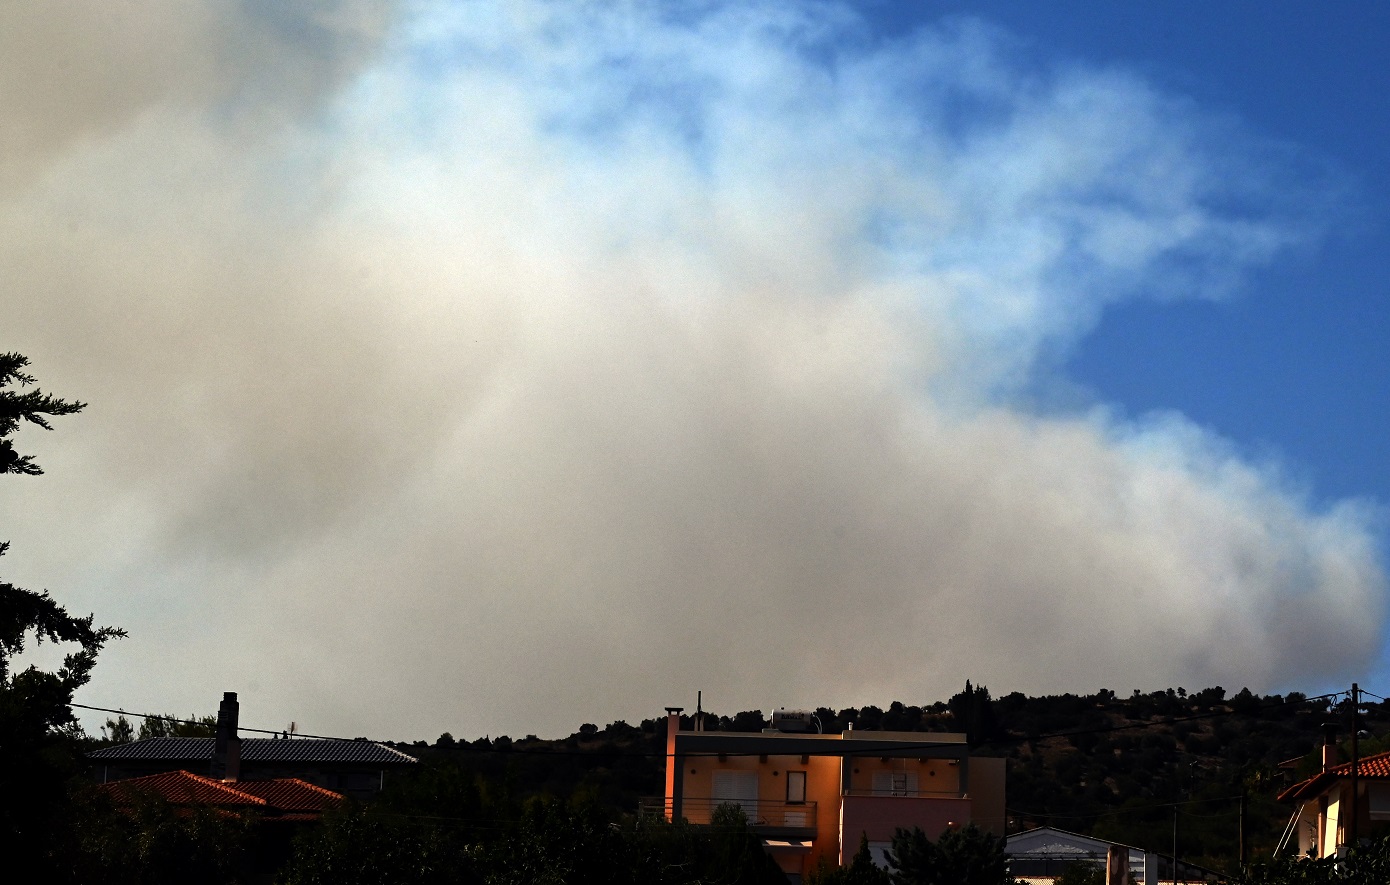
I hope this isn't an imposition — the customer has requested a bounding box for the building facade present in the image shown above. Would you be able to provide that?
[651,707,1006,881]
[1278,748,1390,858]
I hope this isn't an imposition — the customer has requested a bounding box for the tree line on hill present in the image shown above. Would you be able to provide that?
[78,682,1388,881]
[378,680,1378,876]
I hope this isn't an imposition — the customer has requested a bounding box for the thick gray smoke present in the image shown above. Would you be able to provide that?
[1,1,1381,739]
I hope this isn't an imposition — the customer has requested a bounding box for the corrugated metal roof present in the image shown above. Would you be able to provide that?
[89,737,417,765]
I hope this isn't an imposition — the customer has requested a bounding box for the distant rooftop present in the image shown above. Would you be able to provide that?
[89,737,417,766]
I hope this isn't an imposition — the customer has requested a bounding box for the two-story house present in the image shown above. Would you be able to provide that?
[649,707,1005,881]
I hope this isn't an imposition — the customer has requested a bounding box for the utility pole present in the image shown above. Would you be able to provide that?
[1239,789,1246,868]
[1172,806,1179,885]
[1350,682,1360,852]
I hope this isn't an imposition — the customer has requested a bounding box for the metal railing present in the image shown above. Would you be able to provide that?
[638,797,817,831]
[841,788,965,799]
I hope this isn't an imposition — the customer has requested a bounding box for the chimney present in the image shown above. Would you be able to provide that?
[212,692,241,781]
[1322,721,1339,773]
[663,706,684,822]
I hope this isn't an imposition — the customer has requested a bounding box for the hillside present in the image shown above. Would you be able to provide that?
[385,684,1384,875]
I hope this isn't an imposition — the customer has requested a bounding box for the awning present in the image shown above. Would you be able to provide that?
[762,839,814,854]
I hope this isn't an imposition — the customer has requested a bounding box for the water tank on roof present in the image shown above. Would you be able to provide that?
[772,708,816,733]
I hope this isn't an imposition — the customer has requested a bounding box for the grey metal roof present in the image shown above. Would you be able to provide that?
[89,737,417,765]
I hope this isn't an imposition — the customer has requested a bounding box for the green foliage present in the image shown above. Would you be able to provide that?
[102,715,135,744]
[886,824,1014,885]
[279,805,480,885]
[1228,834,1390,883]
[807,833,892,885]
[484,796,625,885]
[280,797,786,885]
[632,805,787,885]
[64,785,255,885]
[948,681,1002,747]
[0,353,123,873]
[136,712,218,739]
[0,352,85,476]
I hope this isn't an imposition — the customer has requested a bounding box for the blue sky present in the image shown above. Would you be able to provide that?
[902,0,1390,695]
[904,1,1390,511]
[3,1,1389,738]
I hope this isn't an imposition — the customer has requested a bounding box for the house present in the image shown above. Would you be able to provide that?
[1276,742,1390,858]
[646,706,1006,882]
[97,768,347,876]
[89,692,417,800]
[1005,826,1158,884]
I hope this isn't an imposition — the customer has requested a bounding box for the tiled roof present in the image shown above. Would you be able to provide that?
[1331,752,1390,779]
[1278,750,1390,802]
[102,771,265,807]
[100,771,344,816]
[226,778,346,812]
[89,737,417,765]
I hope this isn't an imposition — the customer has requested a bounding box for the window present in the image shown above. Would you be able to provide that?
[872,771,918,796]
[712,771,759,818]
[787,770,807,804]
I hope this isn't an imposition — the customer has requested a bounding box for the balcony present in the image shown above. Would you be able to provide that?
[639,797,817,839]
[841,788,966,799]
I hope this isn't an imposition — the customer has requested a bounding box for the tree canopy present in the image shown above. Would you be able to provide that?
[0,352,85,476]
[0,352,123,871]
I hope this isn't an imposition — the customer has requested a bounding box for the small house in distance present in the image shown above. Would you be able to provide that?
[1005,826,1158,884]
[645,706,1006,882]
[88,692,416,800]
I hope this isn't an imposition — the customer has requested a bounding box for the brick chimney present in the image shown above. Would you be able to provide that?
[212,692,242,782]
[1323,721,1339,773]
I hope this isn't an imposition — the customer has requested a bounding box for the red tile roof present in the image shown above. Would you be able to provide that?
[233,778,346,812]
[1278,750,1390,802]
[100,770,344,818]
[1336,752,1390,779]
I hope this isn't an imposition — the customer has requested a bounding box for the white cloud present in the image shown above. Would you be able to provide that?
[0,1,1380,739]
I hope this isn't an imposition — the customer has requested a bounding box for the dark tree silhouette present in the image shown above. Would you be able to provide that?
[887,824,1015,885]
[0,352,123,872]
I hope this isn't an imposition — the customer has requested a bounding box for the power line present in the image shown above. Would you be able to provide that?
[1008,792,1244,823]
[74,702,372,743]
[75,689,1348,761]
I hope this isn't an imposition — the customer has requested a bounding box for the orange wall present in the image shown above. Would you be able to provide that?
[843,756,961,795]
[680,751,841,872]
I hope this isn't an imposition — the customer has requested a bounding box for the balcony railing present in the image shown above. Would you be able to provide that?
[841,788,965,799]
[639,797,817,833]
